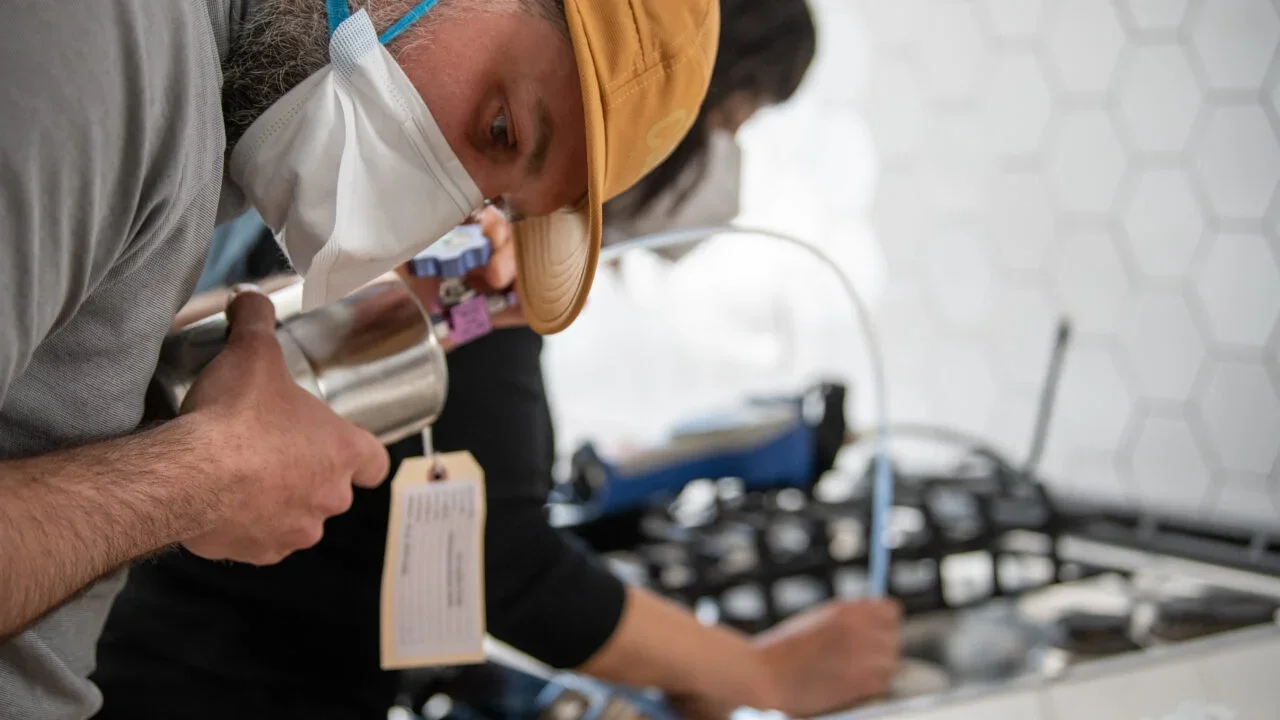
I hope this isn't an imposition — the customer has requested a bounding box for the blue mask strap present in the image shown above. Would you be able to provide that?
[378,0,441,45]
[325,0,442,44]
[326,0,351,37]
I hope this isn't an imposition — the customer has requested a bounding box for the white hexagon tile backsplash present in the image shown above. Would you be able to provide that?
[1047,109,1130,213]
[976,52,1055,155]
[1114,44,1203,154]
[1119,290,1206,402]
[841,0,1280,531]
[1044,0,1128,93]
[542,0,1280,533]
[1188,0,1280,91]
[1194,106,1280,218]
[1122,0,1192,32]
[1122,168,1206,278]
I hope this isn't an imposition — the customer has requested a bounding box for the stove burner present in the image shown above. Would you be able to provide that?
[942,603,1052,683]
[772,575,829,616]
[1057,611,1139,657]
[833,568,869,599]
[924,486,984,543]
[891,559,939,597]
[721,584,768,624]
[827,517,865,562]
[766,515,813,562]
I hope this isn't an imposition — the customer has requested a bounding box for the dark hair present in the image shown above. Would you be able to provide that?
[607,0,817,221]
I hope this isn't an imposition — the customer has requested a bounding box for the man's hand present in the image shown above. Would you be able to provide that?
[179,287,390,565]
[753,598,903,717]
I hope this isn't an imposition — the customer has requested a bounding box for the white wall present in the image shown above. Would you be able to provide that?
[543,0,1280,531]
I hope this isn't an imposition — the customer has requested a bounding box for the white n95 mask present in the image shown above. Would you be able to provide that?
[228,1,483,311]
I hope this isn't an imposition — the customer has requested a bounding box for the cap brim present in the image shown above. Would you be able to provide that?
[513,1,605,336]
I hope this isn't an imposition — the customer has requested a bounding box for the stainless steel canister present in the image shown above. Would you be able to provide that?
[150,277,448,445]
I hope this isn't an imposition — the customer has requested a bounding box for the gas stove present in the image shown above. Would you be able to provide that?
[832,519,1280,720]
[577,464,1063,636]
[400,477,1280,720]
[401,319,1280,720]
[545,320,1280,718]
[558,460,1280,718]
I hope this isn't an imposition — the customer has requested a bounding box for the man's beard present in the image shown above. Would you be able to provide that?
[221,0,331,151]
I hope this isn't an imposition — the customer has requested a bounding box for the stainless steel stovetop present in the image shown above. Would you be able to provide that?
[826,522,1280,720]
[575,474,1280,720]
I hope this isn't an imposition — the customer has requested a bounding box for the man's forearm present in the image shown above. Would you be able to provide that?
[0,416,222,638]
[578,585,782,712]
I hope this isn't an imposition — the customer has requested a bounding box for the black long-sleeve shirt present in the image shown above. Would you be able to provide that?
[93,327,626,719]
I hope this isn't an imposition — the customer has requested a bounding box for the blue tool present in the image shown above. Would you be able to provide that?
[567,383,848,517]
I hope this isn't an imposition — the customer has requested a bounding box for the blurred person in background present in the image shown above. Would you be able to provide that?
[93,2,900,719]
[602,0,816,256]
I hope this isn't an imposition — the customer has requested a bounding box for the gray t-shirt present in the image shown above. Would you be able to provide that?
[0,1,241,717]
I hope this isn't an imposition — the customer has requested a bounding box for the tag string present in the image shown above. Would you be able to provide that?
[422,426,446,481]
[326,0,442,44]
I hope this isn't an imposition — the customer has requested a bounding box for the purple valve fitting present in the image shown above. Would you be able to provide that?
[410,224,521,348]
[447,295,493,345]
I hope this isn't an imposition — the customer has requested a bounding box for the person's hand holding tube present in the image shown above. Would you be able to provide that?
[678,598,903,719]
[750,598,903,716]
[598,588,903,720]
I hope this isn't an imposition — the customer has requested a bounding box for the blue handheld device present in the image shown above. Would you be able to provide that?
[567,383,848,517]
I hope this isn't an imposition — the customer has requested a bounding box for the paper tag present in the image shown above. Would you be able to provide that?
[381,453,487,670]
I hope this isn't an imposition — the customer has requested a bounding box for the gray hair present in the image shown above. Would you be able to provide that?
[221,0,568,149]
[419,0,566,39]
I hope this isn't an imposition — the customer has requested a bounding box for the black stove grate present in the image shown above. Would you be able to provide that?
[569,458,1113,632]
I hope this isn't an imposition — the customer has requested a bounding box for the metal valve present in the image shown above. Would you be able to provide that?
[410,225,518,347]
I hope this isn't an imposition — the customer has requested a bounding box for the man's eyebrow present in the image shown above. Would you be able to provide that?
[525,97,554,178]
